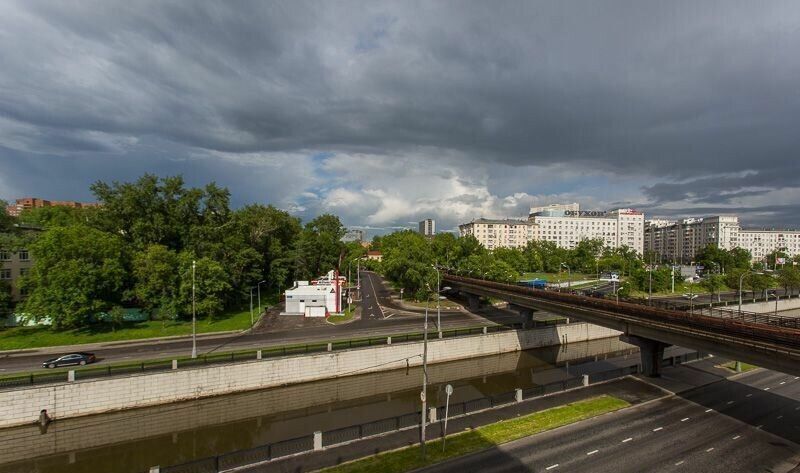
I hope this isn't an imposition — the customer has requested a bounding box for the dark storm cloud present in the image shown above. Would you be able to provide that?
[1,0,799,226]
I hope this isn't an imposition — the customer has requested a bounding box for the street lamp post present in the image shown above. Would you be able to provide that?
[249,287,255,327]
[420,289,430,459]
[191,260,197,359]
[257,280,267,318]
[561,263,571,291]
[433,265,441,331]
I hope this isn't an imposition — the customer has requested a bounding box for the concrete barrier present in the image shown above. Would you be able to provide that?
[0,323,621,428]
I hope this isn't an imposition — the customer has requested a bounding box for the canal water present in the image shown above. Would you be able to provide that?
[0,337,646,473]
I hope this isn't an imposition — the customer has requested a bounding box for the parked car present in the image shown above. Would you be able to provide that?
[42,352,96,369]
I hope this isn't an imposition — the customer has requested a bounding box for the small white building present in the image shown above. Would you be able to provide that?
[284,270,343,317]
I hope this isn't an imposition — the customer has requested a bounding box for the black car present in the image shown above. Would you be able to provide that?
[42,352,96,369]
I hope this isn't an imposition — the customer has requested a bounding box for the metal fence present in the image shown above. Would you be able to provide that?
[0,325,514,389]
[149,361,653,473]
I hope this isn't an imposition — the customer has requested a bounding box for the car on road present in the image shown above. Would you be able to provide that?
[42,352,96,369]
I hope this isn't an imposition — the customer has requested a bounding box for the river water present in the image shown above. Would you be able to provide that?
[0,337,648,473]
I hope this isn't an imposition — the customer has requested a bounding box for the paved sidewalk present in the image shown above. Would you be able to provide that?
[241,377,665,473]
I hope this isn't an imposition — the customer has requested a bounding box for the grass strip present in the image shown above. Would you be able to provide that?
[319,395,629,473]
[720,361,759,373]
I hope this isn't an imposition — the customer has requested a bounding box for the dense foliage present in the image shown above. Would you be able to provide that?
[11,175,355,328]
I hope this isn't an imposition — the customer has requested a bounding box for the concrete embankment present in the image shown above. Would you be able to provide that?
[0,323,620,428]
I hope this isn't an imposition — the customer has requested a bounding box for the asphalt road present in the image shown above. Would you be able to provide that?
[0,271,502,374]
[421,368,800,473]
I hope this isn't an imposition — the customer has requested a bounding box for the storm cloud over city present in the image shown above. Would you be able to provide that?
[1,1,799,233]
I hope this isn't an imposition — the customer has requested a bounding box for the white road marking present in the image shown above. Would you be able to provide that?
[756,424,764,429]
[622,437,633,443]
[765,387,771,391]
[653,427,663,432]
[745,394,752,398]
[705,409,713,413]
[681,417,690,422]
[706,448,714,453]
[675,461,685,466]
[780,381,786,385]
[732,435,741,440]
[726,401,734,405]
[545,464,559,470]
[587,450,599,455]
[777,415,783,419]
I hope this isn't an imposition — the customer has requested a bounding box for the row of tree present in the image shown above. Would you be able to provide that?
[1,175,364,329]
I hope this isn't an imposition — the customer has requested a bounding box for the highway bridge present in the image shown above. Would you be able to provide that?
[443,274,800,377]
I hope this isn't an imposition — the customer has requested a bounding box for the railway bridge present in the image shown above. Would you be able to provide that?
[444,274,800,377]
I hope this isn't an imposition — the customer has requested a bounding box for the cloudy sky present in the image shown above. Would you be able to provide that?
[1,1,799,236]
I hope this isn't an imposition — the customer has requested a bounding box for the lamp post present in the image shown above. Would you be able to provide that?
[420,287,430,459]
[257,280,267,318]
[249,287,257,327]
[191,260,197,359]
[561,263,571,291]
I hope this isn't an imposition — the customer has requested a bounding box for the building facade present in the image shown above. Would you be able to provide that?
[459,204,645,253]
[0,248,32,302]
[458,218,535,250]
[645,215,800,263]
[418,219,435,236]
[5,197,99,217]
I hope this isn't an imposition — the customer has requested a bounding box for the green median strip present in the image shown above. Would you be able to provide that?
[319,395,630,473]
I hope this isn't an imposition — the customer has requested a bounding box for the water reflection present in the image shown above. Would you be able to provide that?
[0,337,638,473]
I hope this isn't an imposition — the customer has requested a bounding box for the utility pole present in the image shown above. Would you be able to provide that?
[433,265,442,332]
[257,280,266,318]
[191,260,197,359]
[420,292,429,459]
[249,287,254,327]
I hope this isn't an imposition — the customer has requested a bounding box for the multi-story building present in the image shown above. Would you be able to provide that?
[645,215,800,263]
[0,248,32,302]
[418,219,436,236]
[528,204,645,254]
[459,204,645,253]
[458,218,536,250]
[341,229,364,243]
[4,197,99,217]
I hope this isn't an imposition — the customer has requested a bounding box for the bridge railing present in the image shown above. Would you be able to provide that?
[443,274,800,351]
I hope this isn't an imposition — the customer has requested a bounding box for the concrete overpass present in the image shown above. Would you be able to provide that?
[444,274,800,377]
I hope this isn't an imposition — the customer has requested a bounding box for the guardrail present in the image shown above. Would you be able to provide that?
[0,324,526,389]
[148,358,667,473]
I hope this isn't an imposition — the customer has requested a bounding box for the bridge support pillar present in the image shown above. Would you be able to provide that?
[509,304,535,329]
[466,294,481,311]
[620,335,671,378]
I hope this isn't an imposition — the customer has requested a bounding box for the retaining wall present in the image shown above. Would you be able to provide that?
[0,323,621,428]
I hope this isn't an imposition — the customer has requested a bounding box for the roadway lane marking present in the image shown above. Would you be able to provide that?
[622,437,633,443]
[706,448,714,453]
[681,417,690,422]
[653,427,663,432]
[587,450,599,456]
[545,464,559,470]
[726,401,734,405]
[732,435,741,440]
[780,381,786,385]
[765,387,771,391]
[756,424,764,429]
[746,394,752,398]
[705,409,713,413]
[675,461,685,466]
[777,415,783,419]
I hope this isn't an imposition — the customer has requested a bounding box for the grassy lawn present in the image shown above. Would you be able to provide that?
[321,395,629,473]
[0,308,255,350]
[400,299,461,310]
[521,272,596,282]
[628,280,734,298]
[328,305,357,325]
[720,361,759,373]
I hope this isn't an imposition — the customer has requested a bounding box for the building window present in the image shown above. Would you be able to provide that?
[0,250,9,261]
[19,268,29,277]
[18,250,29,261]
[0,269,10,280]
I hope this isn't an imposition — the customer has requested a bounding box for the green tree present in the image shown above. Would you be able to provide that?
[108,306,126,332]
[295,214,346,279]
[177,254,231,319]
[380,230,436,299]
[492,247,526,273]
[19,225,127,329]
[132,244,181,317]
[778,267,800,298]
[0,200,15,232]
[569,239,604,274]
[700,274,726,302]
[0,280,11,316]
[17,206,94,229]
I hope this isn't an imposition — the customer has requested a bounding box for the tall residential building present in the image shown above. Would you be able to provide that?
[341,229,364,243]
[4,197,99,217]
[645,215,800,263]
[418,219,435,236]
[528,205,645,254]
[458,218,535,250]
[459,204,645,254]
[0,248,33,302]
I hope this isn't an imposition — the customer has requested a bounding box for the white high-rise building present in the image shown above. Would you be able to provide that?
[459,204,645,254]
[418,219,435,236]
[645,215,800,263]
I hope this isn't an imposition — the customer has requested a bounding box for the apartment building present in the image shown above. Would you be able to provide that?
[645,215,800,263]
[5,197,99,217]
[418,219,436,236]
[341,229,364,243]
[0,248,32,302]
[458,218,535,250]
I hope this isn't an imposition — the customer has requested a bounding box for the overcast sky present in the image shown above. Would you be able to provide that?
[1,1,799,236]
